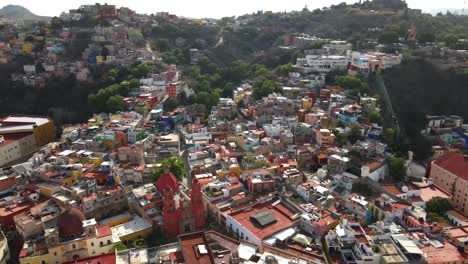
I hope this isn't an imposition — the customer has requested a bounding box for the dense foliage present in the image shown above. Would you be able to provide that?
[151,157,186,181]
[383,59,465,160]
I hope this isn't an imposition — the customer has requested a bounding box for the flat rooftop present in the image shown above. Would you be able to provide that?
[420,240,466,264]
[229,200,299,240]
[0,116,50,134]
[179,232,213,264]
[111,216,152,243]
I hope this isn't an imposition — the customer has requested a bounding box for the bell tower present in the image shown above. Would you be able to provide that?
[83,218,97,237]
[190,179,206,229]
[162,187,181,238]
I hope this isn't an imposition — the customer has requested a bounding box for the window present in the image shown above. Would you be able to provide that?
[100,241,103,247]
[72,244,76,249]
[91,242,94,247]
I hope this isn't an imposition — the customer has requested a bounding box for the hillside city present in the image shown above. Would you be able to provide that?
[0,1,467,264]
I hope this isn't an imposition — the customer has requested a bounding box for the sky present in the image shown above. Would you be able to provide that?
[1,0,467,18]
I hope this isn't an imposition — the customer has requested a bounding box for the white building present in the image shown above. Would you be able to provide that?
[301,55,348,73]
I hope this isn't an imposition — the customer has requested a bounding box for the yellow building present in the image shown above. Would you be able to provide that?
[21,43,33,53]
[33,120,56,147]
[35,183,62,198]
[229,164,241,178]
[0,116,56,148]
[88,116,102,126]
[80,156,103,167]
[19,209,115,264]
[98,212,134,227]
[110,215,153,243]
[302,97,313,110]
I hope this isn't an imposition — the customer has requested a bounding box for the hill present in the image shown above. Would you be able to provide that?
[0,5,50,21]
[382,59,467,159]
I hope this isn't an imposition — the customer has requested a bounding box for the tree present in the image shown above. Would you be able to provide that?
[389,157,406,182]
[253,77,278,100]
[112,242,127,251]
[334,130,347,146]
[106,95,124,113]
[427,212,446,223]
[163,98,178,112]
[336,75,368,95]
[444,34,459,48]
[426,197,452,216]
[129,78,140,88]
[155,39,170,52]
[152,157,185,181]
[383,128,395,145]
[378,31,399,44]
[368,111,383,125]
[336,119,346,128]
[417,32,435,44]
[136,130,146,141]
[275,63,294,77]
[348,126,362,144]
[131,63,151,78]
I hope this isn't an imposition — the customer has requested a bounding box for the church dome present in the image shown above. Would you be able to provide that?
[57,207,86,239]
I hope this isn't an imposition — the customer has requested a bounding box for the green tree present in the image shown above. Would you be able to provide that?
[383,128,395,145]
[334,130,348,146]
[131,63,151,78]
[155,39,170,52]
[112,242,127,251]
[417,32,435,44]
[336,119,346,128]
[348,126,362,144]
[426,197,452,216]
[106,95,124,113]
[368,111,383,125]
[389,157,406,182]
[152,157,186,181]
[274,63,294,77]
[427,212,446,223]
[336,75,368,95]
[444,34,459,48]
[163,98,178,112]
[253,77,278,100]
[129,78,140,88]
[378,31,399,44]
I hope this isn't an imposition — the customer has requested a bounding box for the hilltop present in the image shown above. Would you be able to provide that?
[0,5,50,21]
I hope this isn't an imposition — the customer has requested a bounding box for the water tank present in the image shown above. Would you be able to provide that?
[222,188,229,198]
[401,186,409,193]
[361,166,370,177]
[73,163,83,170]
[317,169,327,178]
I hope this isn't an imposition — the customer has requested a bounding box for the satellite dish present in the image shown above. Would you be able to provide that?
[401,186,409,193]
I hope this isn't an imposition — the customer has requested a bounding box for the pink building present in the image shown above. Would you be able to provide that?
[429,152,468,217]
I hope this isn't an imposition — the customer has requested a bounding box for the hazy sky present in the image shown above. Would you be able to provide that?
[1,0,466,18]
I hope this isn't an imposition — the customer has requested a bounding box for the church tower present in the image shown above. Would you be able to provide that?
[161,187,181,238]
[190,179,206,229]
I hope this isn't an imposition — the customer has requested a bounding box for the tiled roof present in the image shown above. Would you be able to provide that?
[433,152,468,181]
[96,225,112,238]
[229,201,298,240]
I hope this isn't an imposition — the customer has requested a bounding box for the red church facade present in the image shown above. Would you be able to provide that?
[156,171,206,238]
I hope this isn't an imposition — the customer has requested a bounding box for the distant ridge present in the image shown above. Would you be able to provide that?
[430,8,468,16]
[0,5,51,21]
